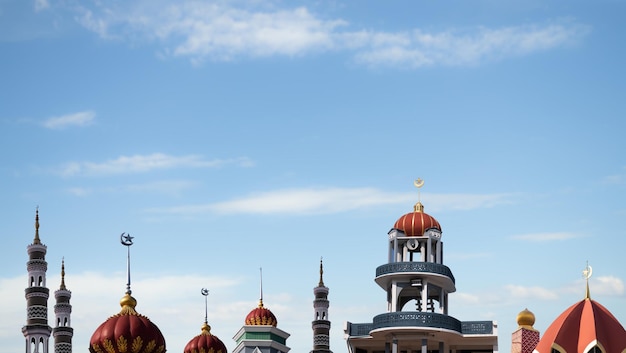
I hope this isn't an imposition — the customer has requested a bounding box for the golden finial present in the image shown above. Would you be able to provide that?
[200,322,212,335]
[60,257,66,290]
[583,261,593,299]
[413,179,425,213]
[34,207,41,245]
[119,293,138,315]
[319,257,324,287]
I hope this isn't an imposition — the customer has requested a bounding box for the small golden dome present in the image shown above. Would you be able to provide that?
[517,308,536,328]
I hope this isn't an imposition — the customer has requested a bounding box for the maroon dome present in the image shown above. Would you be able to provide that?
[184,323,227,353]
[534,298,626,353]
[245,301,277,327]
[89,294,166,353]
[393,202,441,237]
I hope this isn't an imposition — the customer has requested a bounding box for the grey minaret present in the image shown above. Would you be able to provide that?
[22,209,52,353]
[52,259,72,353]
[311,259,332,353]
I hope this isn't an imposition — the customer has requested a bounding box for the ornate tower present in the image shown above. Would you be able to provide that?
[52,259,73,353]
[344,180,498,353]
[233,269,290,353]
[311,259,332,353]
[22,209,52,353]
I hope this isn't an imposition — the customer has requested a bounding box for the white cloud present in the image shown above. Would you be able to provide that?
[56,154,253,177]
[146,188,516,215]
[66,180,198,197]
[510,232,581,242]
[42,111,95,130]
[563,276,625,297]
[69,2,589,67]
[34,0,50,12]
[504,284,560,301]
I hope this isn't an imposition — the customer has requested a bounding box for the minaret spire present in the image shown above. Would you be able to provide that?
[34,207,41,245]
[53,258,73,353]
[23,208,52,353]
[311,258,332,353]
[259,267,264,308]
[319,257,324,287]
[120,233,134,295]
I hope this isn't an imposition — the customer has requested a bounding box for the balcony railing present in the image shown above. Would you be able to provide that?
[375,262,455,284]
[346,313,493,336]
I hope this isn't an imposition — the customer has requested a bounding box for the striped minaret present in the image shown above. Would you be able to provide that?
[22,209,52,353]
[311,259,332,353]
[53,259,72,353]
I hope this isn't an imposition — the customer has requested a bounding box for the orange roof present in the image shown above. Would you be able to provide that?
[533,298,626,353]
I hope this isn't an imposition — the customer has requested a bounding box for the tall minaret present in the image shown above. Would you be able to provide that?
[52,259,72,353]
[311,259,332,353]
[22,209,52,353]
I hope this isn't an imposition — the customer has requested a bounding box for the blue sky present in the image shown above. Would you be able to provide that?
[1,0,625,352]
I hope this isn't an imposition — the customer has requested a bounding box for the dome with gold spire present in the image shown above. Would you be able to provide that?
[392,179,441,237]
[89,293,166,353]
[393,201,441,237]
[245,299,277,327]
[183,322,227,353]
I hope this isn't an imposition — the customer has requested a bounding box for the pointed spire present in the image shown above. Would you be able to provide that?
[34,207,41,244]
[318,257,325,287]
[583,261,593,299]
[258,267,264,308]
[200,288,212,335]
[60,257,66,290]
[120,232,134,295]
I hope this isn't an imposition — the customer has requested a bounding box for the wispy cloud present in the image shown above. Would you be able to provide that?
[147,188,516,215]
[56,154,253,177]
[70,1,589,67]
[34,0,50,12]
[510,232,581,242]
[562,276,625,297]
[504,284,560,301]
[65,180,198,197]
[42,111,95,129]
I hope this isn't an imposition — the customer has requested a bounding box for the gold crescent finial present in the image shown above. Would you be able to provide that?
[413,179,425,212]
[583,261,593,299]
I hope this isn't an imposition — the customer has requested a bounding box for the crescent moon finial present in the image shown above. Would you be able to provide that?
[583,261,592,299]
[414,178,424,189]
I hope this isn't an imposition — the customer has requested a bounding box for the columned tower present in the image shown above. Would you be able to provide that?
[52,259,73,353]
[345,180,498,353]
[311,259,332,353]
[22,209,52,353]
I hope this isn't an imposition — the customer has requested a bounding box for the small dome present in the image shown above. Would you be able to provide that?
[534,298,626,353]
[183,322,227,353]
[393,202,441,237]
[245,301,277,327]
[89,293,166,353]
[516,308,535,328]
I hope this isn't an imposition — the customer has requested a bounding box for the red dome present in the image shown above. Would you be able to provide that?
[534,298,626,353]
[393,202,441,237]
[245,301,277,327]
[184,323,227,353]
[89,294,166,353]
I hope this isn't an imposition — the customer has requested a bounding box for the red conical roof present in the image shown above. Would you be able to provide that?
[183,322,227,353]
[89,294,166,353]
[533,298,626,353]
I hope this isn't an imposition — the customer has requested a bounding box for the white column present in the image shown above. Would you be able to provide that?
[421,280,428,312]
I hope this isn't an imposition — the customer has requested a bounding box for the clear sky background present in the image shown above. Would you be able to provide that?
[1,1,625,353]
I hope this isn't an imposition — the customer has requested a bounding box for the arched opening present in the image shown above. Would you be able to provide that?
[38,276,43,286]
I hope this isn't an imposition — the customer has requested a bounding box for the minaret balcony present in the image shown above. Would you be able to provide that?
[346,313,494,337]
[375,262,455,292]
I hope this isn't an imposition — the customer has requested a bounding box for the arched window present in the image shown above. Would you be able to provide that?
[587,345,602,353]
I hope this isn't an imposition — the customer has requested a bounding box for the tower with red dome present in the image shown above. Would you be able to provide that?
[183,289,227,353]
[344,180,498,352]
[232,270,290,353]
